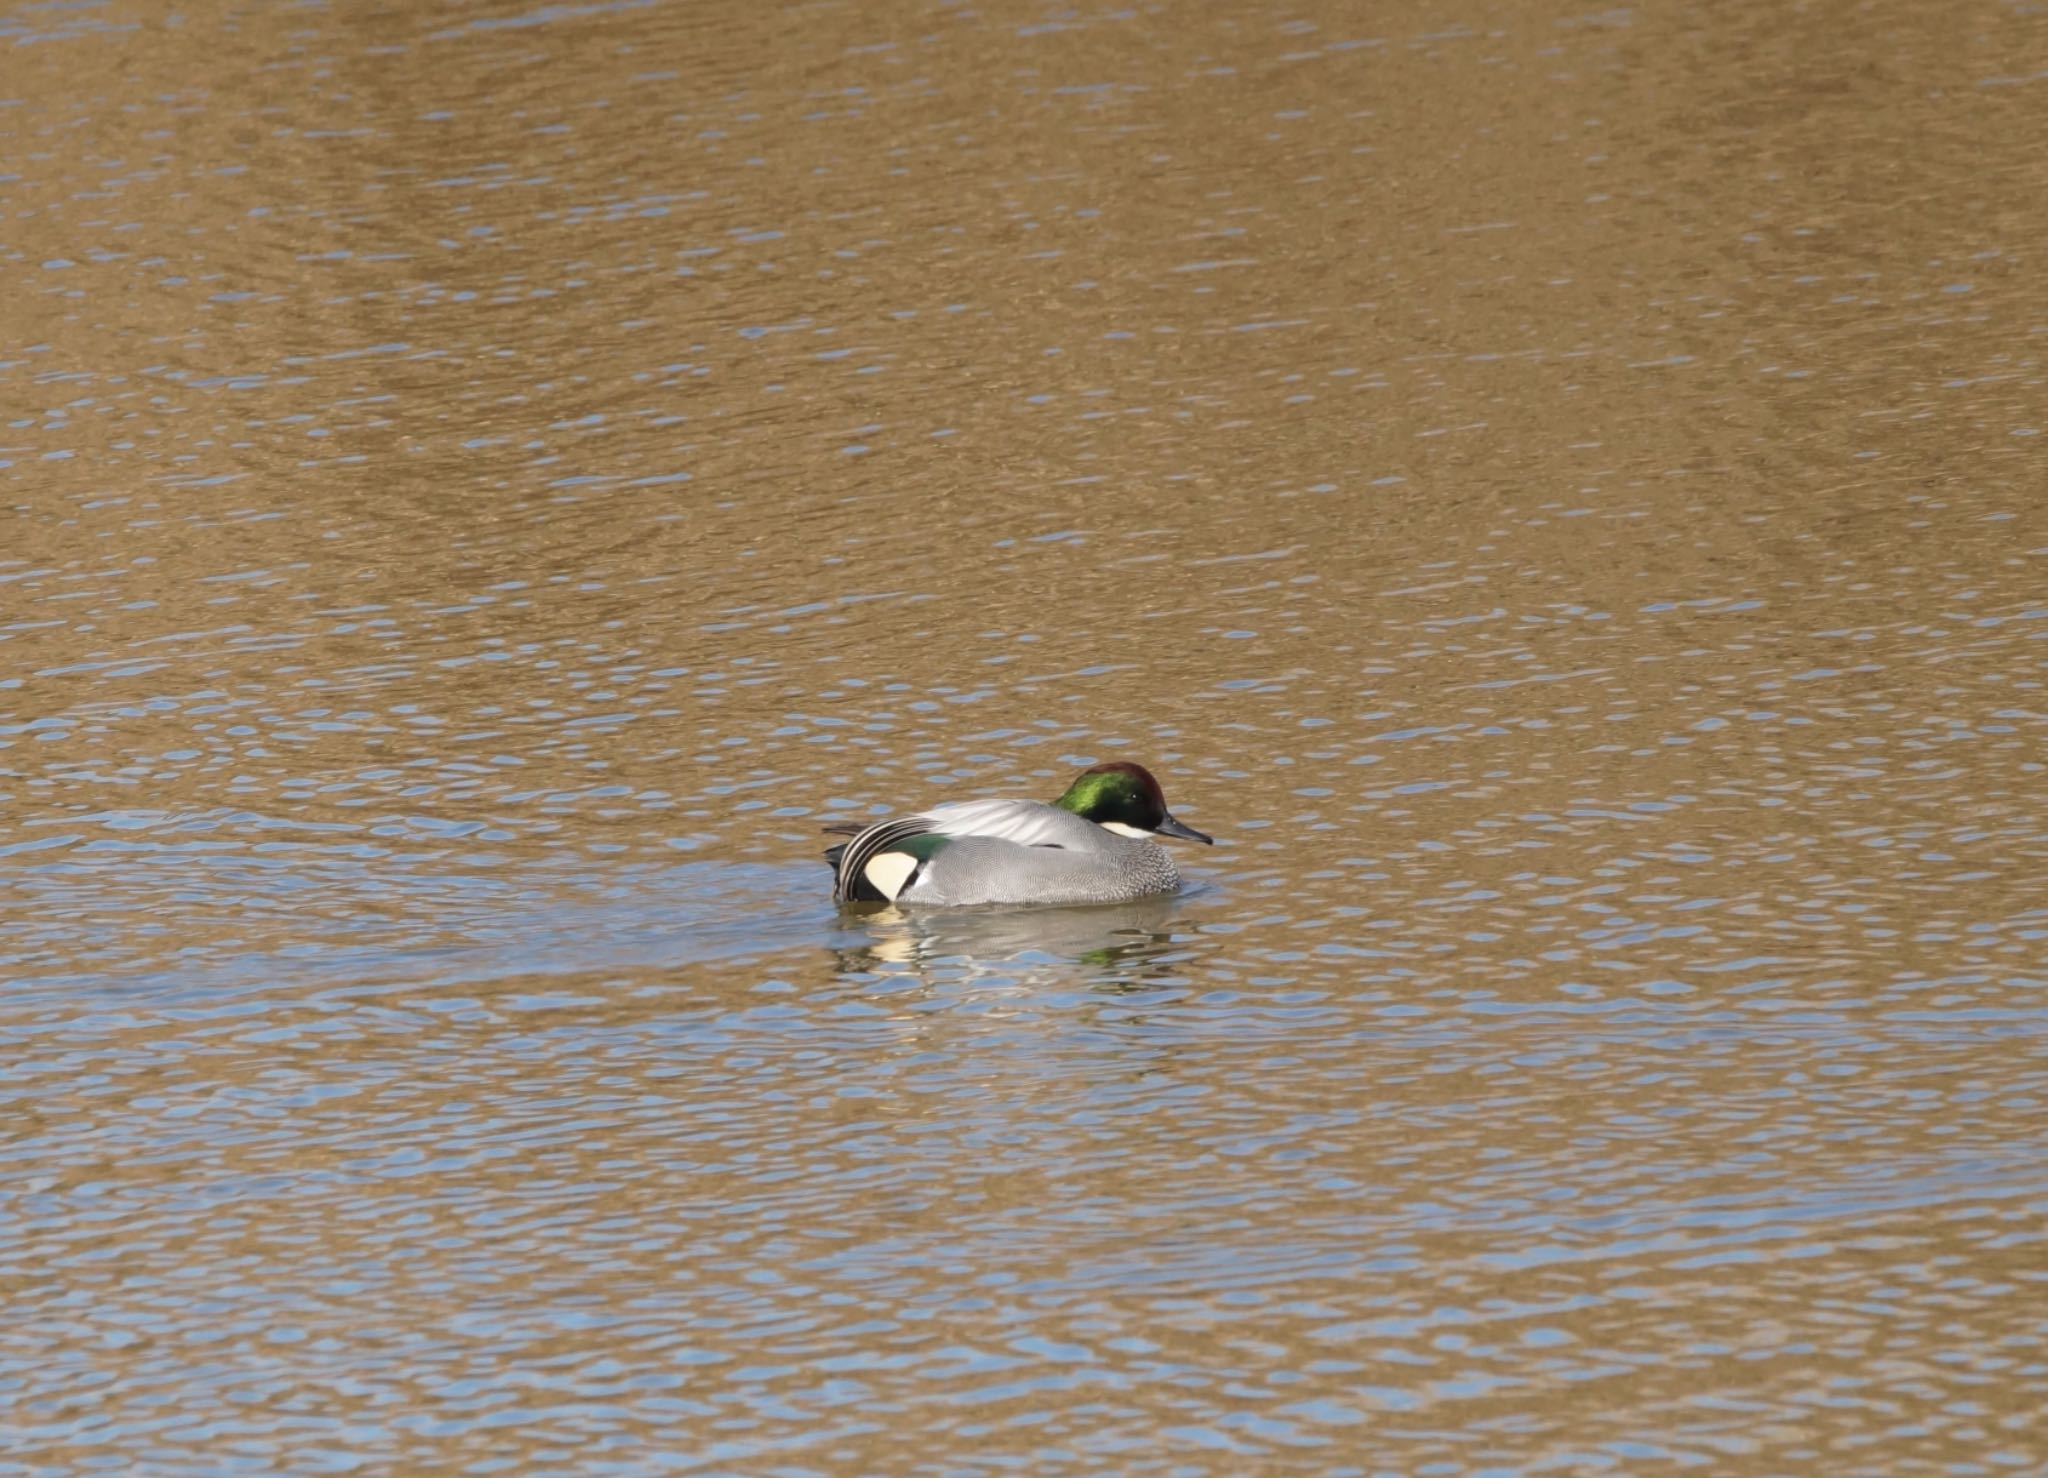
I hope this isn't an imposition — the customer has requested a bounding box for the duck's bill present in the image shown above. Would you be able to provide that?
[1155,814,1214,845]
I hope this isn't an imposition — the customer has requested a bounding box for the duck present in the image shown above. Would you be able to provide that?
[823,760,1214,907]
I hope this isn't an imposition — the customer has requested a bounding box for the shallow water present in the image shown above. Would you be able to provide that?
[5,0,2047,1471]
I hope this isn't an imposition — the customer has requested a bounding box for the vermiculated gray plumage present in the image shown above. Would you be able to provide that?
[829,798,1183,906]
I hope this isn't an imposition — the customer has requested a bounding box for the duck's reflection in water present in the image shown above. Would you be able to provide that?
[831,892,1186,993]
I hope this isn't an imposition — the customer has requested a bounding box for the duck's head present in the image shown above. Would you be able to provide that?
[1053,761,1213,845]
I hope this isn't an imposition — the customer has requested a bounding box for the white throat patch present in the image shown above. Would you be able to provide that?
[1099,821,1152,840]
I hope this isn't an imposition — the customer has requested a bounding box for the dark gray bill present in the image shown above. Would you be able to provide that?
[1155,813,1214,845]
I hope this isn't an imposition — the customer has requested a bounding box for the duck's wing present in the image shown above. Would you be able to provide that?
[923,798,1105,848]
[829,800,1106,904]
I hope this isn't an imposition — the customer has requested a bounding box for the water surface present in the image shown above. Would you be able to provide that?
[5,0,2046,1471]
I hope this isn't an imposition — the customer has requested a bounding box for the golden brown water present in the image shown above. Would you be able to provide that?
[6,0,2047,1470]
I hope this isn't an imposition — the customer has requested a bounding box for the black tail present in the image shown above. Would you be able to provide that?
[824,840,895,901]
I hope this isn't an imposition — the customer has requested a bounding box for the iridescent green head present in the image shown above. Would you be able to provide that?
[1053,761,1213,844]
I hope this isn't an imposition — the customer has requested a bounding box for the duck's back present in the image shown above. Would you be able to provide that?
[924,798,1118,851]
[831,798,1180,906]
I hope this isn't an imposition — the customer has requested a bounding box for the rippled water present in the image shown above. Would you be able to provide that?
[6,0,2047,1471]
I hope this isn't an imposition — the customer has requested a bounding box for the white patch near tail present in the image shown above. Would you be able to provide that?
[863,851,919,901]
[1100,821,1151,839]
